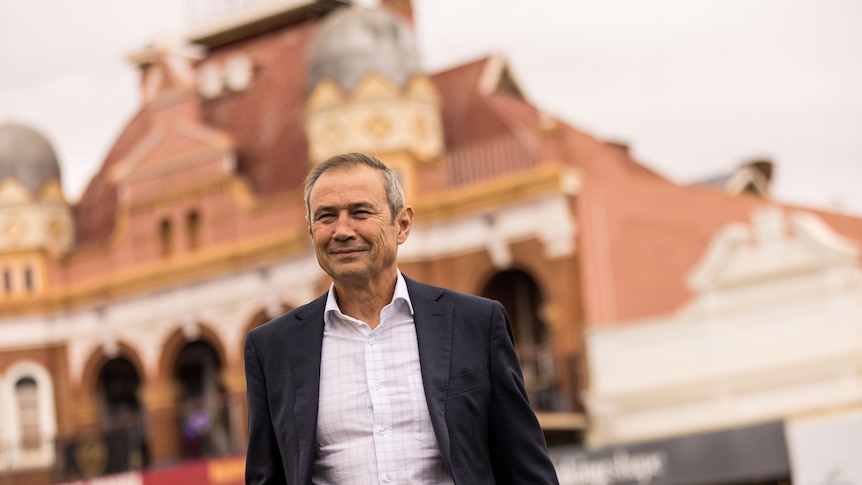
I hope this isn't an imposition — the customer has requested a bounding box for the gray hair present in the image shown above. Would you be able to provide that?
[304,153,405,223]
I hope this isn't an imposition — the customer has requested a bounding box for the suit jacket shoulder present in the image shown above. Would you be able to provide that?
[249,292,327,339]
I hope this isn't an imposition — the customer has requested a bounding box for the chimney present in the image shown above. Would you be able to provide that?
[744,158,774,184]
[381,0,414,25]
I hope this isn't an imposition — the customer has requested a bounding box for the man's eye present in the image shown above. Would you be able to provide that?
[353,210,372,217]
[316,214,335,223]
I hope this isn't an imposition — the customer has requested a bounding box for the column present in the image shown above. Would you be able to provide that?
[140,380,180,464]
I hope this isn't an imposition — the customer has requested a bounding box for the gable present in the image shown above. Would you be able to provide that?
[112,120,234,185]
[688,206,859,293]
[478,54,525,99]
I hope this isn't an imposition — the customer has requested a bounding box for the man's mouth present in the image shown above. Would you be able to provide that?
[331,248,365,256]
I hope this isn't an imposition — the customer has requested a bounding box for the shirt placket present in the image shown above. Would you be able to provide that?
[366,318,398,484]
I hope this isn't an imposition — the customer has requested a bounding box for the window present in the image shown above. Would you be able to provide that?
[160,218,173,257]
[3,267,11,294]
[23,266,33,293]
[187,211,201,251]
[16,377,40,451]
[4,362,57,469]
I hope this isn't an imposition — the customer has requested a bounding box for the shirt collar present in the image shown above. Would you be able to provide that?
[324,271,414,324]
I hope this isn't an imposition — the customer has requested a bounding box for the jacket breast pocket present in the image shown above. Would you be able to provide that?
[448,366,486,397]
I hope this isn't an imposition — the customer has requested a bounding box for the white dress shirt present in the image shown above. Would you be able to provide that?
[313,273,455,485]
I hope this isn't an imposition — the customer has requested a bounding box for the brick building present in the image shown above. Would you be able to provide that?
[1,1,860,484]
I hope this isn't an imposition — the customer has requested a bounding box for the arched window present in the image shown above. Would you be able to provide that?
[16,377,41,451]
[3,362,57,469]
[160,218,173,257]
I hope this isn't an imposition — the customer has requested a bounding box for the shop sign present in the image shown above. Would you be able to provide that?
[553,449,667,485]
[549,421,790,485]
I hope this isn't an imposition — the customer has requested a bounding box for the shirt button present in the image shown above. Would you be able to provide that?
[377,427,386,435]
[368,338,375,345]
[383,476,392,483]
[372,383,380,390]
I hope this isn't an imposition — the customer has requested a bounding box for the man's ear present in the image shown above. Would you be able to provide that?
[396,206,413,244]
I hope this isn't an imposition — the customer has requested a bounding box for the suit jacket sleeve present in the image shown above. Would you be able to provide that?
[488,300,560,485]
[244,330,289,485]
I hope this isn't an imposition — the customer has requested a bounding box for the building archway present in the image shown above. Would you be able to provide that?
[62,355,151,476]
[97,357,144,429]
[481,268,564,411]
[173,339,231,458]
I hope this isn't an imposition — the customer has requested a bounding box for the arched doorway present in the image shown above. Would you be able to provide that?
[93,357,148,472]
[481,269,565,411]
[174,340,231,458]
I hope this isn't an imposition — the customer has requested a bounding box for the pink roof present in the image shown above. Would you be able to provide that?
[577,156,862,324]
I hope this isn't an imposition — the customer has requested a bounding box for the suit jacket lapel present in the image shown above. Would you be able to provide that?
[406,276,454,469]
[283,294,326,484]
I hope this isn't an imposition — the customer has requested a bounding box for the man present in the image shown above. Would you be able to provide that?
[244,153,559,484]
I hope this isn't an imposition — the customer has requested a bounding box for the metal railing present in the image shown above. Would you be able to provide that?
[0,403,244,484]
[447,134,541,187]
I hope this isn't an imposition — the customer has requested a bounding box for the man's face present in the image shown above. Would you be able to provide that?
[307,165,412,285]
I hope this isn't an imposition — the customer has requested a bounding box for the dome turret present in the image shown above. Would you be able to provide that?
[0,122,62,193]
[0,122,73,259]
[304,4,444,187]
[308,6,421,91]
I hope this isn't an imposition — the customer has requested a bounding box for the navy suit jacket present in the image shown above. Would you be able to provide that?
[244,276,559,484]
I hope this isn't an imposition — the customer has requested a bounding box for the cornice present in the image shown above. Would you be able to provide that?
[0,225,309,317]
[2,164,580,317]
[413,163,580,221]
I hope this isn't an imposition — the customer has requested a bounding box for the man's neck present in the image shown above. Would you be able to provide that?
[333,274,398,330]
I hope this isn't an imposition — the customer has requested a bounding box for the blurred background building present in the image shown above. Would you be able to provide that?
[0,1,859,484]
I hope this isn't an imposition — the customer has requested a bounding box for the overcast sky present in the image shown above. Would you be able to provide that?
[1,0,860,215]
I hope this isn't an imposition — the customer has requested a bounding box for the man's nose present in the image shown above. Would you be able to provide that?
[332,212,356,240]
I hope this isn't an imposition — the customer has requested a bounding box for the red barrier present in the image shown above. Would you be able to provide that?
[142,455,245,485]
[59,455,245,485]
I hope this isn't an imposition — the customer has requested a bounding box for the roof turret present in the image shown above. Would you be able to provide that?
[0,122,61,193]
[308,5,421,91]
